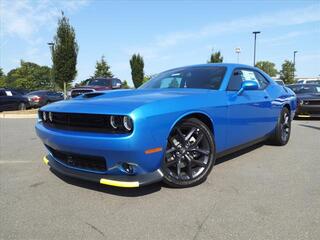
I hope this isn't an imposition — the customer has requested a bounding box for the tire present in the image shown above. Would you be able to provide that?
[18,102,26,111]
[270,107,291,146]
[161,118,216,188]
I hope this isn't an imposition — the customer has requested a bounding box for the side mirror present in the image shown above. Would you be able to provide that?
[238,80,259,95]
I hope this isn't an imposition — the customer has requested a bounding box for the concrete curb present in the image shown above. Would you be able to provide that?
[0,114,37,119]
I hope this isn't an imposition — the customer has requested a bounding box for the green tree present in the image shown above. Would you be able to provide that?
[52,11,78,93]
[208,50,223,63]
[121,80,130,89]
[280,60,295,84]
[130,54,144,88]
[75,78,91,87]
[94,55,113,78]
[255,61,278,77]
[0,67,6,87]
[5,61,52,90]
[143,75,152,84]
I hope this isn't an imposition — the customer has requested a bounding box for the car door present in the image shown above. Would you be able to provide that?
[4,90,18,110]
[226,68,272,149]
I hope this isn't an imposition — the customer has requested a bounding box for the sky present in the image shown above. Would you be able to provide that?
[1,0,320,86]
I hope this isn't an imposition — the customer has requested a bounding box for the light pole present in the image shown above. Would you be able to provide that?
[293,50,298,80]
[252,31,261,66]
[235,47,241,63]
[47,42,57,94]
[47,42,54,52]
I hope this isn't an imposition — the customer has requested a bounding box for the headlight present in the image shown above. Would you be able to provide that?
[110,115,120,129]
[42,111,47,121]
[109,115,133,132]
[123,116,133,131]
[48,112,53,122]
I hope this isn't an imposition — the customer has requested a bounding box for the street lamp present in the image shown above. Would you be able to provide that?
[293,50,298,81]
[235,47,241,63]
[47,42,54,54]
[252,31,261,66]
[47,42,56,93]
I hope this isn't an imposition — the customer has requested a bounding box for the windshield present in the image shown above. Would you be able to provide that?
[288,85,320,94]
[87,79,112,87]
[26,91,46,96]
[139,66,227,90]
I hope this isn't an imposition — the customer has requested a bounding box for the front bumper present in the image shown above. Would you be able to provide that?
[43,154,163,187]
[36,121,165,174]
[296,105,320,117]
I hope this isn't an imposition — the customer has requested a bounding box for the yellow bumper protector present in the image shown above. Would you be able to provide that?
[43,156,49,165]
[100,178,139,188]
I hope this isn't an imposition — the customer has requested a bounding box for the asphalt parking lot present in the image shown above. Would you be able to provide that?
[0,119,319,240]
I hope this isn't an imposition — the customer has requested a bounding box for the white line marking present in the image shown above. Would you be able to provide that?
[0,161,33,164]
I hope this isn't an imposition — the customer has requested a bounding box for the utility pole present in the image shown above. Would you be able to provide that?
[47,42,55,91]
[252,31,261,66]
[293,50,298,80]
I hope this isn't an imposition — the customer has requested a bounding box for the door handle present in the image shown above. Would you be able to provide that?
[264,96,269,99]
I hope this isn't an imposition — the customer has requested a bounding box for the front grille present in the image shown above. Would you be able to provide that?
[39,111,131,133]
[304,100,320,105]
[47,145,107,172]
[71,89,94,98]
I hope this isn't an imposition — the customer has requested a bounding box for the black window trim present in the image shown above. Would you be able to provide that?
[227,67,270,91]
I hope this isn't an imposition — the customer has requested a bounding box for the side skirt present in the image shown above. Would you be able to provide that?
[216,134,270,159]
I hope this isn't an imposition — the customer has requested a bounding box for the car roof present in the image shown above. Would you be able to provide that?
[162,63,260,73]
[27,90,50,94]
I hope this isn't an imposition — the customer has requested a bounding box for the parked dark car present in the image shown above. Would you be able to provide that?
[287,84,320,118]
[0,88,29,111]
[71,78,122,98]
[25,90,64,108]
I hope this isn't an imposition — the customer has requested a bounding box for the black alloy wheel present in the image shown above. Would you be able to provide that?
[280,110,291,143]
[270,107,291,146]
[162,118,215,187]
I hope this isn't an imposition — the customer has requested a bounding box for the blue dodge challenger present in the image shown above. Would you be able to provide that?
[36,64,296,188]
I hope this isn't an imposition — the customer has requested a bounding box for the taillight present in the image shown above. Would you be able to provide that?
[31,96,41,102]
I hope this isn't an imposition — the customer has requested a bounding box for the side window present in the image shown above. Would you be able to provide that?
[0,90,6,96]
[227,69,268,91]
[159,77,182,88]
[227,70,244,91]
[5,90,13,96]
[254,71,269,89]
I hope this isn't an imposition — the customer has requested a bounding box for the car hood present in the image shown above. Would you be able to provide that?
[41,88,215,114]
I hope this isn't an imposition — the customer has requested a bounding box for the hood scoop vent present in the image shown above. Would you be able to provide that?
[83,92,105,98]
